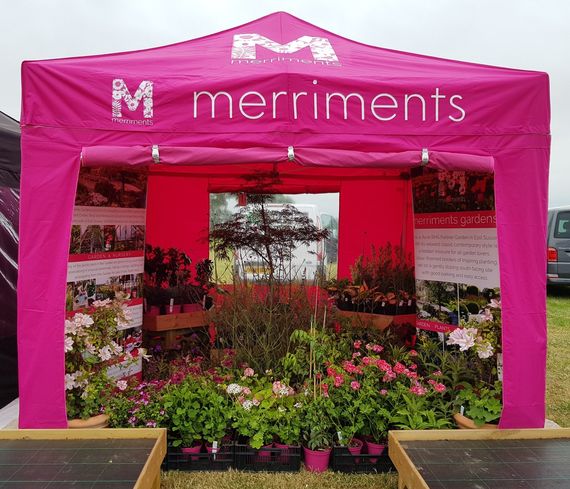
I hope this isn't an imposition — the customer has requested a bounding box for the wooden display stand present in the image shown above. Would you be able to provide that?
[143,311,209,349]
[143,310,208,332]
[0,428,166,489]
[337,311,416,330]
[389,428,570,489]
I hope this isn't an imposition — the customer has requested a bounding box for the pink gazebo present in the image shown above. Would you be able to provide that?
[19,12,550,428]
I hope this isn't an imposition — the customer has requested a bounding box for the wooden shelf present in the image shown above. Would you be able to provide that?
[142,310,208,332]
[337,311,416,330]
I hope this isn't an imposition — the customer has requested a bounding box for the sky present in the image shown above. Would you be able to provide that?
[1,0,568,207]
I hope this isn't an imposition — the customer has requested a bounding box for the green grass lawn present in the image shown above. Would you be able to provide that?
[546,286,570,427]
[161,287,570,488]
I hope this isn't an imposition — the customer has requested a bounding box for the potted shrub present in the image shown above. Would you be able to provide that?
[65,299,138,427]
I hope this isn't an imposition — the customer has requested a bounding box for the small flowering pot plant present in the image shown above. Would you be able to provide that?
[452,381,502,427]
[104,379,168,429]
[64,299,138,420]
[163,377,231,448]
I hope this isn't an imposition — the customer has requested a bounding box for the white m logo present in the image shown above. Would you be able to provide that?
[232,34,338,62]
[112,79,153,119]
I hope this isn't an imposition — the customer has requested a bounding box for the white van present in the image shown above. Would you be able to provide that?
[547,206,570,286]
[236,203,324,282]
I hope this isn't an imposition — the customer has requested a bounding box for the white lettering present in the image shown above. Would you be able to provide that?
[194,91,233,119]
[404,93,426,121]
[293,92,308,120]
[449,95,466,122]
[431,87,446,122]
[272,91,287,119]
[239,91,266,120]
[232,34,339,62]
[326,93,365,120]
[371,93,398,121]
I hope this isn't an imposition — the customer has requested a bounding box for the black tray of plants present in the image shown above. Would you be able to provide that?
[233,443,302,472]
[330,445,395,474]
[164,442,234,472]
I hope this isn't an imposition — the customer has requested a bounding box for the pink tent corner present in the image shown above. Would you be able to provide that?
[19,12,550,428]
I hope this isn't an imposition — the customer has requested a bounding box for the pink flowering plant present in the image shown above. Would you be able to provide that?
[104,378,168,428]
[64,299,140,419]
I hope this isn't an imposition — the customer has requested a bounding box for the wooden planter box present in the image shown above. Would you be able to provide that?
[389,428,570,489]
[337,311,416,330]
[0,428,166,489]
[143,310,208,332]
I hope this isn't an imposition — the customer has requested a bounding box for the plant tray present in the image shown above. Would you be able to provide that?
[143,310,207,332]
[234,444,302,472]
[330,445,395,474]
[164,443,233,472]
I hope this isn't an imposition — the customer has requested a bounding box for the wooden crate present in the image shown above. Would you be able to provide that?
[337,311,416,330]
[389,428,570,489]
[143,310,208,332]
[0,428,166,489]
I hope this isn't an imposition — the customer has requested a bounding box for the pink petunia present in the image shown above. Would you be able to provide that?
[350,381,361,391]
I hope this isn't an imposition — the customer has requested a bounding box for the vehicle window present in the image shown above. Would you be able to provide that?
[555,212,570,238]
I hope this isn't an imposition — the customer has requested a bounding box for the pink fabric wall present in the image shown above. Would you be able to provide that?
[338,178,412,279]
[146,174,210,263]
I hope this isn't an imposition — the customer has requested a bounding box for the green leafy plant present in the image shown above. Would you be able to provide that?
[163,377,231,447]
[453,381,502,426]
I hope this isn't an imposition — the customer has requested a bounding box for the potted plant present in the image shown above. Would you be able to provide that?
[163,377,231,459]
[301,396,334,472]
[452,381,502,429]
[65,299,138,427]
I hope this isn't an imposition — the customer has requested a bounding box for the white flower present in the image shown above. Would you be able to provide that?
[73,313,94,330]
[85,342,97,355]
[489,299,501,309]
[447,328,478,351]
[110,341,123,355]
[64,336,74,353]
[93,299,112,308]
[242,400,254,411]
[116,307,132,329]
[226,383,243,395]
[476,341,494,359]
[481,308,493,322]
[65,319,78,335]
[116,380,128,391]
[294,402,302,409]
[65,372,79,390]
[98,346,113,361]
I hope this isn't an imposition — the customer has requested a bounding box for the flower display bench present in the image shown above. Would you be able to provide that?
[143,311,208,349]
[0,428,166,489]
[389,428,570,489]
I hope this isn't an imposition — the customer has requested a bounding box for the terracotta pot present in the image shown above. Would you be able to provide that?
[67,413,109,429]
[364,439,386,464]
[453,412,498,430]
[181,441,202,461]
[303,446,331,472]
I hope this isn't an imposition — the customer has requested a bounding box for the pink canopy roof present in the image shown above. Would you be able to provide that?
[19,12,550,428]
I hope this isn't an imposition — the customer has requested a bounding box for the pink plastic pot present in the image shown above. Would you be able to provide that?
[182,302,202,313]
[146,305,160,316]
[274,442,292,463]
[364,440,386,464]
[167,304,182,314]
[347,438,364,464]
[256,443,274,462]
[303,446,331,472]
[181,441,202,461]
